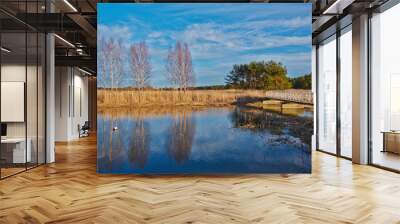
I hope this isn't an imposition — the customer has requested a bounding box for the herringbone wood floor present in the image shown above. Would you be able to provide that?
[1,136,400,224]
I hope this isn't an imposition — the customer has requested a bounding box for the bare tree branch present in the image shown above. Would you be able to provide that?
[165,41,195,90]
[97,38,108,88]
[100,38,125,90]
[130,41,152,90]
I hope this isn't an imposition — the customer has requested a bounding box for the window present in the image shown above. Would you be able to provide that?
[317,35,337,154]
[339,26,352,158]
[370,3,400,171]
[0,1,46,179]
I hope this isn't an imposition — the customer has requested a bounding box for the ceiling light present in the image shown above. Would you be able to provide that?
[54,34,75,48]
[322,0,355,15]
[63,0,78,12]
[76,48,85,55]
[78,67,93,76]
[1,47,11,53]
[323,0,341,14]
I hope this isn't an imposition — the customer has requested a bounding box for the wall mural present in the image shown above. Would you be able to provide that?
[97,3,313,174]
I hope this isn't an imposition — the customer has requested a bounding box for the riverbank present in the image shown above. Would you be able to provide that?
[98,89,265,107]
[97,89,313,107]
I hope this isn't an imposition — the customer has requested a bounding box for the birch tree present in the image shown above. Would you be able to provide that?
[103,38,124,90]
[165,41,195,90]
[98,38,107,88]
[129,41,151,89]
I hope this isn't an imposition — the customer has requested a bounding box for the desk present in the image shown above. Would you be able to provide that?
[382,131,400,154]
[1,138,31,163]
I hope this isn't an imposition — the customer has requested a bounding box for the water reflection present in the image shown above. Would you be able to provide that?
[231,107,313,146]
[130,119,150,168]
[97,116,151,170]
[166,113,196,164]
[97,106,313,174]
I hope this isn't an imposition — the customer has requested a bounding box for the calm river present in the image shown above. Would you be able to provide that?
[97,106,313,174]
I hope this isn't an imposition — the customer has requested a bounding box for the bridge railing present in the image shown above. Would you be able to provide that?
[264,89,313,105]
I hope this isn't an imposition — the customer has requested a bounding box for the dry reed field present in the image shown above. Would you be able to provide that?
[98,89,266,107]
[97,89,313,108]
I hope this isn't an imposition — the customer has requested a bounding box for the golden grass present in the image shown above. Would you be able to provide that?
[98,89,266,107]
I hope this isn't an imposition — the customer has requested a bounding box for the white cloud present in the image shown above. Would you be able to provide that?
[98,24,133,43]
[160,21,310,61]
[227,16,311,30]
[148,31,163,38]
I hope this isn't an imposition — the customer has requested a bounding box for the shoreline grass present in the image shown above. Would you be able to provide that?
[98,89,266,107]
[97,89,313,108]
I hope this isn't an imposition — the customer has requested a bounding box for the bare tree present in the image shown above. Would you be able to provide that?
[166,113,196,164]
[165,41,195,90]
[113,40,125,89]
[129,41,151,90]
[98,38,107,88]
[165,45,179,87]
[130,119,150,168]
[103,38,124,90]
[182,43,195,89]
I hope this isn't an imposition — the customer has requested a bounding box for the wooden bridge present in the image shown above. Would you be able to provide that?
[236,90,313,106]
[264,89,313,105]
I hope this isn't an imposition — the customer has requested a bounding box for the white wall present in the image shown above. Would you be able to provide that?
[1,65,25,81]
[55,67,89,141]
[55,67,69,141]
[71,72,89,138]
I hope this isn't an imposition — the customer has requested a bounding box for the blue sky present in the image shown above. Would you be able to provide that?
[98,3,311,87]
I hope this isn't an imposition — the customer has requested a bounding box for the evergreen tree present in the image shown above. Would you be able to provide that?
[290,74,312,89]
[225,60,292,90]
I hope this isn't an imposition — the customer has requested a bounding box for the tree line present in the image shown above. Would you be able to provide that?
[225,60,311,90]
[98,37,311,91]
[289,74,311,89]
[98,38,195,90]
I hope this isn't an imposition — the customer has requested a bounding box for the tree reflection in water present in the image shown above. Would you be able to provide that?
[97,116,124,171]
[97,116,151,170]
[230,107,313,148]
[98,105,312,173]
[129,119,150,168]
[165,113,196,164]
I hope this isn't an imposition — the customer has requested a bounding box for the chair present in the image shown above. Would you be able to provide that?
[78,121,90,138]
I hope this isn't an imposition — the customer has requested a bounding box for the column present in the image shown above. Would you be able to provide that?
[352,14,369,164]
[46,0,55,163]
